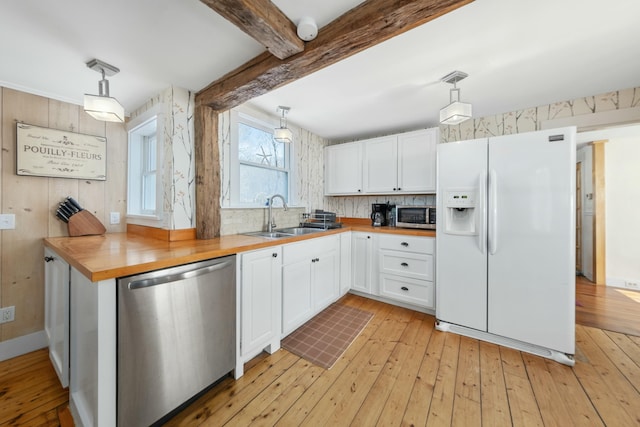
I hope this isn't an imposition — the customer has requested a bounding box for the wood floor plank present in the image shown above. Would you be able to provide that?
[578,325,640,421]
[478,341,511,427]
[400,326,447,427]
[226,358,323,426]
[303,306,413,426]
[522,353,575,426]
[245,360,324,426]
[0,348,49,376]
[275,297,395,426]
[376,314,434,427]
[590,329,640,393]
[543,358,603,426]
[451,336,481,427]
[164,349,295,426]
[573,325,640,426]
[351,311,429,426]
[604,330,640,369]
[499,347,544,427]
[425,332,461,427]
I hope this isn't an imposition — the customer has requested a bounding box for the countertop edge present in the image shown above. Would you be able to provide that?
[44,226,435,282]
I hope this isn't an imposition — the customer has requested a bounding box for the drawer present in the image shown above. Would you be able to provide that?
[379,274,434,308]
[378,234,434,254]
[379,250,433,281]
[283,234,338,265]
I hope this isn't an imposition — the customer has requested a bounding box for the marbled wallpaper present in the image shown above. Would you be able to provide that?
[129,86,195,230]
[441,86,640,142]
[218,104,331,235]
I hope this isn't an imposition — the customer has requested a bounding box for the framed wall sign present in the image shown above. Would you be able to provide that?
[16,123,107,180]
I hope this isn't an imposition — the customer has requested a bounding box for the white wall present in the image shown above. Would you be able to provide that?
[580,124,640,288]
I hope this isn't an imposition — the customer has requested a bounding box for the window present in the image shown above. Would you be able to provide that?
[231,112,291,206]
[127,113,163,220]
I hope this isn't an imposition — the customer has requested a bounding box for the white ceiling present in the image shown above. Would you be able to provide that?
[1,0,639,141]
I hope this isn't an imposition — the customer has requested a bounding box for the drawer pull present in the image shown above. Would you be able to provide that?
[401,286,409,291]
[401,242,409,247]
[401,262,409,267]
[272,253,278,258]
[44,256,55,262]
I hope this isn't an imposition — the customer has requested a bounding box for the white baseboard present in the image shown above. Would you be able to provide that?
[0,330,48,362]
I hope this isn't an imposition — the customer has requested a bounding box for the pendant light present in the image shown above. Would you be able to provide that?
[274,106,293,143]
[439,70,472,125]
[84,59,125,123]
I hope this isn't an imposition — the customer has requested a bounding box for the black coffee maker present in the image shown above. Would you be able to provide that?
[371,203,389,227]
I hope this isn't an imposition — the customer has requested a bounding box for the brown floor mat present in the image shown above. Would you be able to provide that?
[281,302,373,369]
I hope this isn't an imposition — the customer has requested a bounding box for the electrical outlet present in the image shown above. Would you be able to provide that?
[0,306,15,324]
[0,214,15,230]
[625,281,639,290]
[110,212,120,225]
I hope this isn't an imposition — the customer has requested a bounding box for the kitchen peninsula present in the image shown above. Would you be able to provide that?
[44,223,435,426]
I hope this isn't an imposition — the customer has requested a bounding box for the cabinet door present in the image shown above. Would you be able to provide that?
[351,233,373,294]
[325,142,363,195]
[44,248,69,388]
[313,246,339,311]
[363,136,398,193]
[240,247,282,356]
[282,259,313,336]
[397,128,437,193]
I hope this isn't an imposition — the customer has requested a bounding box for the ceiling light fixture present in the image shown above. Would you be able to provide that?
[274,106,293,143]
[84,59,125,123]
[439,70,472,125]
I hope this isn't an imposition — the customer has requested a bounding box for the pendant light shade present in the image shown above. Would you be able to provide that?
[274,106,293,143]
[84,59,125,123]
[439,71,472,125]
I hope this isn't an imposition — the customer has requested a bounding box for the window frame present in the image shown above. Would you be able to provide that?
[229,110,293,208]
[126,107,164,224]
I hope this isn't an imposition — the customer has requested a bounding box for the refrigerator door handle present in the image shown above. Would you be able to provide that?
[479,170,487,254]
[489,169,498,255]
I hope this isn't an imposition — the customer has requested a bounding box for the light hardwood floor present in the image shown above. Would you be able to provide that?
[2,287,640,426]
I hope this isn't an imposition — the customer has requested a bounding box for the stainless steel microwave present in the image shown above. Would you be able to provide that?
[395,206,436,229]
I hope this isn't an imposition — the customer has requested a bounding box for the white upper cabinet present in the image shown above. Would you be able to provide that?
[325,128,438,196]
[397,129,437,193]
[324,141,363,195]
[363,136,397,193]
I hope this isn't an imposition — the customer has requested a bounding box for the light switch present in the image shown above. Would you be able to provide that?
[110,212,120,225]
[0,214,15,230]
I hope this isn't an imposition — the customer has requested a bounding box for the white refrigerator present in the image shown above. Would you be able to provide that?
[435,127,576,365]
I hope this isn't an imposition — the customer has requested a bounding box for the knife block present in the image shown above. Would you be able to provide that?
[67,210,107,237]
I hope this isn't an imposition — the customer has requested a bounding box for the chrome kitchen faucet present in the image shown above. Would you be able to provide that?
[267,194,288,232]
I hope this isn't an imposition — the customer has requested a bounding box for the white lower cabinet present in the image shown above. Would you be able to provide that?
[237,246,282,376]
[351,232,376,294]
[44,247,70,388]
[377,234,435,309]
[282,235,340,336]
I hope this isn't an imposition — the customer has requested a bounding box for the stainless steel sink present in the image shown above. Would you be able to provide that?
[274,227,326,235]
[244,227,327,239]
[244,231,295,239]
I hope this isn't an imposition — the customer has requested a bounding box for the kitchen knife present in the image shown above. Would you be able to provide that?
[59,203,75,218]
[66,197,83,212]
[55,209,69,223]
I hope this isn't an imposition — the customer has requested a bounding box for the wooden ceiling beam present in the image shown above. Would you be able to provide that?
[196,0,474,111]
[200,0,304,60]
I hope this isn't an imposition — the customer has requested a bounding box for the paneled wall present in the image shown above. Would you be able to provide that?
[0,87,126,343]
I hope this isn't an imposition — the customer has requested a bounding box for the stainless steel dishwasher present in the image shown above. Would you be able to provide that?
[117,255,236,427]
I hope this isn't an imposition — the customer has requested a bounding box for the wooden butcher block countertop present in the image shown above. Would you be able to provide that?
[44,220,435,282]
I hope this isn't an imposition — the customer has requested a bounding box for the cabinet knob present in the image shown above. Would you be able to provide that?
[358,189,362,192]
[401,242,409,247]
[44,256,55,262]
[393,187,397,191]
[401,286,409,291]
[397,187,401,191]
[401,262,409,267]
[272,253,278,258]
[367,236,370,239]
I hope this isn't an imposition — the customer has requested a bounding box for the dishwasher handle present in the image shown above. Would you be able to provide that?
[128,260,233,290]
